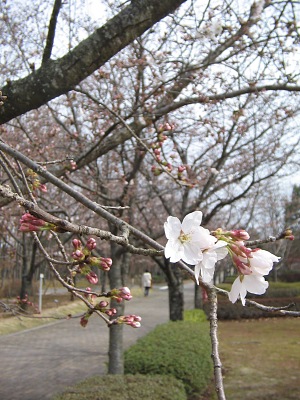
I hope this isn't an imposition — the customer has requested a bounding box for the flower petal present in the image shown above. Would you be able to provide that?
[202,251,218,270]
[244,274,269,295]
[181,211,202,232]
[165,239,183,263]
[164,216,182,239]
[216,247,228,261]
[250,249,280,275]
[182,242,203,264]
[228,277,241,304]
[201,263,215,283]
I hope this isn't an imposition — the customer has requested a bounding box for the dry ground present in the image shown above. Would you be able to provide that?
[218,318,300,400]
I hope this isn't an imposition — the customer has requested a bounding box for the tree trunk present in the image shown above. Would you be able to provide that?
[194,283,203,309]
[108,243,125,374]
[155,258,184,321]
[108,299,124,374]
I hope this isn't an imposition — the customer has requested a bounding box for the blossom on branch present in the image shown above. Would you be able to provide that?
[19,213,55,232]
[247,249,280,275]
[164,211,217,264]
[85,271,98,285]
[227,248,280,305]
[116,314,142,328]
[228,274,269,306]
[108,287,133,302]
[194,240,228,283]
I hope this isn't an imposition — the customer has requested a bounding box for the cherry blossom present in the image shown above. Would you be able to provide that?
[228,274,269,306]
[164,211,217,265]
[247,249,280,275]
[194,240,228,284]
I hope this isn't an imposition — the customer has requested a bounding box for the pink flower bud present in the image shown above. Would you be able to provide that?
[86,238,97,251]
[99,300,109,308]
[230,229,250,241]
[72,239,82,249]
[70,160,77,170]
[100,257,112,271]
[86,271,98,285]
[131,321,141,328]
[80,316,89,327]
[232,255,252,275]
[72,249,85,261]
[178,165,186,173]
[119,287,132,301]
[19,213,48,232]
[39,184,47,193]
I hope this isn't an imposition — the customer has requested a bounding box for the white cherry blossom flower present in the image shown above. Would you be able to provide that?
[194,240,228,284]
[164,211,217,265]
[228,274,269,306]
[248,249,280,275]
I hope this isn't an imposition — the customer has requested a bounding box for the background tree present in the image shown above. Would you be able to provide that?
[0,0,300,393]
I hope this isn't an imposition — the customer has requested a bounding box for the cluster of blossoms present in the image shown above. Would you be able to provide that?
[114,314,142,328]
[15,294,39,313]
[26,169,47,194]
[150,124,194,188]
[164,211,282,305]
[151,124,173,176]
[19,215,140,328]
[80,290,140,328]
[19,213,58,232]
[106,287,133,303]
[71,238,112,284]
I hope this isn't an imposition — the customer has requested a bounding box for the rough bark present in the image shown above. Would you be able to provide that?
[157,258,184,321]
[108,242,125,374]
[0,0,187,124]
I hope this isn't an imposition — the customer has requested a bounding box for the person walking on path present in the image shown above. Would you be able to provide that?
[142,269,152,296]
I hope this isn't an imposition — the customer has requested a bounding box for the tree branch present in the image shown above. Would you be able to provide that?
[0,0,187,124]
[42,0,63,64]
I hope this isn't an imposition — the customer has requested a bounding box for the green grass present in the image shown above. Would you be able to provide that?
[53,374,187,400]
[218,318,300,399]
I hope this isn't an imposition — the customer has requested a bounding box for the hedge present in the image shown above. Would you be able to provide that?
[53,374,187,400]
[124,319,213,396]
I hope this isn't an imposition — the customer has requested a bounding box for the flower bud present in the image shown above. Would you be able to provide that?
[72,249,85,261]
[72,239,82,249]
[80,315,89,327]
[98,300,109,308]
[86,271,98,285]
[39,184,47,193]
[151,166,163,176]
[232,254,252,275]
[86,237,97,251]
[283,229,294,240]
[19,213,48,232]
[230,229,250,241]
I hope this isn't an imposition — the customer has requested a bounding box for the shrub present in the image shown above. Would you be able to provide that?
[203,297,300,320]
[124,321,213,396]
[53,374,187,400]
[211,281,300,320]
[278,269,300,282]
[184,308,208,323]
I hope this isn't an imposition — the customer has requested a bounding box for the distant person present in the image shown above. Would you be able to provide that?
[142,269,152,297]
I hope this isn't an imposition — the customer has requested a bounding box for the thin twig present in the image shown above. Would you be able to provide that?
[208,288,226,400]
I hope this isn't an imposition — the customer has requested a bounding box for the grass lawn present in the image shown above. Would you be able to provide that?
[0,294,86,335]
[218,318,300,400]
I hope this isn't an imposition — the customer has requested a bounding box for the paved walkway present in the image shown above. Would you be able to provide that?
[0,283,194,400]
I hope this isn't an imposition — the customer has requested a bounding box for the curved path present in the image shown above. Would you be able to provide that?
[0,283,194,400]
